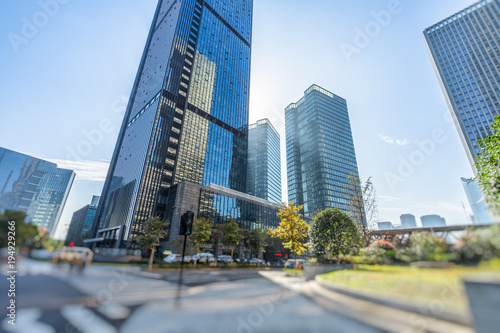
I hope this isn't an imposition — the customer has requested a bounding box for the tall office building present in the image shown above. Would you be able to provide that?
[285,84,362,217]
[421,214,447,228]
[65,196,100,246]
[461,177,492,224]
[377,222,394,230]
[0,147,75,236]
[247,119,281,204]
[400,214,417,228]
[89,0,280,250]
[424,0,500,170]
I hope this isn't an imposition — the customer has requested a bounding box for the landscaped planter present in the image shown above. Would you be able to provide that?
[464,279,500,333]
[304,263,353,281]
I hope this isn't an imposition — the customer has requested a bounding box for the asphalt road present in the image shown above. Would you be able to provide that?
[1,259,382,333]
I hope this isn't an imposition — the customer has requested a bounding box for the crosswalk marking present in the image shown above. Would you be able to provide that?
[1,308,55,333]
[61,305,117,333]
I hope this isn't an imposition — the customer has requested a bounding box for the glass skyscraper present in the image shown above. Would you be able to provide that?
[0,147,75,236]
[92,0,254,249]
[247,119,281,204]
[461,177,492,224]
[285,85,362,217]
[65,195,100,246]
[420,215,447,228]
[400,214,417,228]
[424,0,500,170]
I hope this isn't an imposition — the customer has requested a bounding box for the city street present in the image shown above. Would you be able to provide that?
[1,259,384,333]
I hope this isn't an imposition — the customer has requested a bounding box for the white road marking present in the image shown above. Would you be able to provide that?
[1,308,55,333]
[61,305,117,333]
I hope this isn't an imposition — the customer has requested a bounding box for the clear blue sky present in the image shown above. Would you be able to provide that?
[0,0,477,239]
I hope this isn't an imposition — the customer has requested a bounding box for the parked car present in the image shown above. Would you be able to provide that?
[183,256,192,263]
[163,254,182,263]
[284,259,305,270]
[192,252,215,264]
[236,258,248,263]
[218,255,234,264]
[249,258,265,264]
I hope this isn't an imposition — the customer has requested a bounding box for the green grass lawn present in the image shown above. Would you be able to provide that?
[320,261,500,312]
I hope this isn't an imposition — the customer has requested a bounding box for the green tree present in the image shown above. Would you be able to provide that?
[309,208,362,261]
[190,217,213,253]
[249,226,268,258]
[474,115,500,214]
[220,218,243,259]
[344,174,378,246]
[268,202,309,256]
[136,216,169,271]
[0,210,38,248]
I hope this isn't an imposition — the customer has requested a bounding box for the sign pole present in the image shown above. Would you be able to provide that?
[176,234,188,306]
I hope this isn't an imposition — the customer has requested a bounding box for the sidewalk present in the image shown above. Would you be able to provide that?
[259,271,474,333]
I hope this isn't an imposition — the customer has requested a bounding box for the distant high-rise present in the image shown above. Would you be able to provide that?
[377,221,394,230]
[0,147,75,236]
[424,0,500,171]
[65,196,100,246]
[247,119,281,204]
[400,214,417,228]
[421,214,447,228]
[89,0,282,251]
[285,84,362,217]
[461,177,492,224]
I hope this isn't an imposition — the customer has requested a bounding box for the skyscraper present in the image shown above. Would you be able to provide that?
[247,118,281,204]
[285,84,362,217]
[400,214,417,228]
[421,214,447,228]
[461,177,492,224]
[0,147,75,236]
[91,0,261,249]
[424,0,500,170]
[65,196,100,246]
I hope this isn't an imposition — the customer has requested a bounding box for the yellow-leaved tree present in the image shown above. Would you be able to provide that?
[268,202,309,257]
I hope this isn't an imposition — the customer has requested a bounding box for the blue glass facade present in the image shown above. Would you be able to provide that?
[65,196,99,246]
[94,0,253,248]
[424,0,500,170]
[247,119,282,204]
[0,147,75,236]
[285,85,362,217]
[420,215,447,228]
[461,177,492,224]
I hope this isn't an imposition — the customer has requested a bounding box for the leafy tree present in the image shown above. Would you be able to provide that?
[249,226,269,258]
[268,202,310,256]
[309,208,362,261]
[344,174,378,246]
[0,210,38,248]
[136,216,169,271]
[190,217,213,253]
[474,115,500,214]
[220,218,243,259]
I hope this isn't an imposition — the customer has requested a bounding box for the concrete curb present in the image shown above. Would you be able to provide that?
[315,275,472,326]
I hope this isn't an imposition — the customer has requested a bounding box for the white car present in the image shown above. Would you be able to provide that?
[163,254,181,263]
[218,255,234,264]
[192,253,215,263]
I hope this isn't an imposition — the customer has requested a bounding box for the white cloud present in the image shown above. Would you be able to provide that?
[47,159,109,182]
[379,134,408,146]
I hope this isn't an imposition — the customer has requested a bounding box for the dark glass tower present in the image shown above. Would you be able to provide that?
[93,0,252,249]
[424,0,500,170]
[247,119,281,204]
[285,85,362,217]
